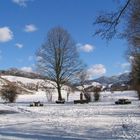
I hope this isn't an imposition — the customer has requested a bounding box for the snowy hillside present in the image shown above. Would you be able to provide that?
[1,75,52,88]
[0,75,81,102]
[0,68,45,79]
[76,81,101,91]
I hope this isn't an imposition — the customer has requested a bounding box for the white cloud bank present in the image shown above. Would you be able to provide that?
[12,0,29,7]
[24,24,37,32]
[20,67,33,72]
[77,43,94,53]
[15,43,23,49]
[0,27,13,42]
[87,64,106,78]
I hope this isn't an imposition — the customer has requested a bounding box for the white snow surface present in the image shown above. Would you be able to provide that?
[77,82,101,90]
[0,90,140,140]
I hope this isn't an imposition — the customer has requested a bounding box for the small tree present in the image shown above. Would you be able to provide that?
[66,87,71,102]
[77,70,89,93]
[131,54,140,99]
[77,70,91,101]
[0,84,18,103]
[45,88,54,102]
[93,86,101,102]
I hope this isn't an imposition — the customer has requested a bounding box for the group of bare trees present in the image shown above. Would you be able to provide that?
[94,0,140,99]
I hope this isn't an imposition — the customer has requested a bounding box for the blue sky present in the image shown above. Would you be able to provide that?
[0,0,130,78]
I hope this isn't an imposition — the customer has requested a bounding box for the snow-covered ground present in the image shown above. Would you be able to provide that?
[0,90,140,140]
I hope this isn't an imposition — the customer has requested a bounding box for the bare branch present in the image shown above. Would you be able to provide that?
[94,0,131,40]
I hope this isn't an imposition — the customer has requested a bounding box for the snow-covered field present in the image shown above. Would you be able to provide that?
[0,91,140,140]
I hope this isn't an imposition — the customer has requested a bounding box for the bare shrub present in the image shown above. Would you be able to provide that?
[94,92,100,101]
[0,84,18,103]
[45,88,54,102]
[93,87,101,102]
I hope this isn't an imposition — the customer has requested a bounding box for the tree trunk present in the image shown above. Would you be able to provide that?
[57,85,62,101]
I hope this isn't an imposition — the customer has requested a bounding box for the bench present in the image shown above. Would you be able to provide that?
[74,100,89,104]
[30,101,43,107]
[115,99,131,105]
[55,99,65,104]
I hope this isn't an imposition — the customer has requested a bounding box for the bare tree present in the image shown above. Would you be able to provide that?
[93,86,101,102]
[0,83,18,103]
[125,0,140,98]
[131,54,140,99]
[77,70,89,93]
[45,88,54,102]
[36,27,83,101]
[94,0,140,99]
[77,70,92,101]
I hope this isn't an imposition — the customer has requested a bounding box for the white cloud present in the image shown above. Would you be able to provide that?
[0,27,13,42]
[24,24,37,32]
[87,64,106,78]
[20,66,33,72]
[121,62,130,69]
[124,70,130,73]
[129,56,134,62]
[77,43,94,52]
[15,43,23,48]
[12,0,29,7]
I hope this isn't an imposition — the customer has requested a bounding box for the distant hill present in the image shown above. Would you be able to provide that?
[0,68,132,91]
[0,68,46,79]
[83,72,132,91]
[84,72,131,85]
[94,72,131,85]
